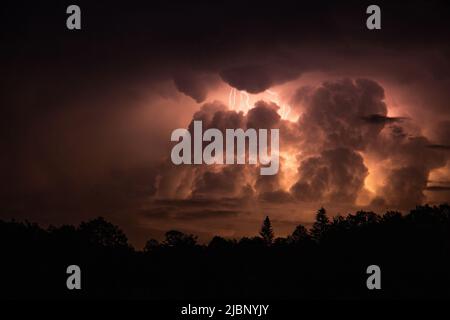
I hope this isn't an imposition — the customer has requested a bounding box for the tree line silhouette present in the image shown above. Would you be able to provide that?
[1,204,450,299]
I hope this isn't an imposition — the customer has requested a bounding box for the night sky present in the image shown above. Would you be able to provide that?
[1,0,450,247]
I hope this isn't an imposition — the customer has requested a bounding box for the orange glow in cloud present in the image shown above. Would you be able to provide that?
[215,85,298,122]
[280,152,299,190]
[203,76,443,209]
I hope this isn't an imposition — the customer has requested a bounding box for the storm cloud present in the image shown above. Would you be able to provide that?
[1,0,450,245]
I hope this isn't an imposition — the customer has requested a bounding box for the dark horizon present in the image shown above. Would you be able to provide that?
[2,203,449,299]
[2,202,449,249]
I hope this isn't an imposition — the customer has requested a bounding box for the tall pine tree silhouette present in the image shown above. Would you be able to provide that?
[311,207,329,242]
[260,216,274,245]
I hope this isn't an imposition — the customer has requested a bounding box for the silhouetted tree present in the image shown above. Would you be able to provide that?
[382,211,403,224]
[289,224,310,244]
[2,204,450,299]
[143,239,160,252]
[78,217,129,249]
[238,236,265,248]
[163,230,197,248]
[260,216,274,245]
[347,210,379,227]
[208,236,235,250]
[328,215,348,236]
[311,207,329,242]
[273,237,288,246]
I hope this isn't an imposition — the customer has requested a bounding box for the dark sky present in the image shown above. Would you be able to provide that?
[1,0,450,247]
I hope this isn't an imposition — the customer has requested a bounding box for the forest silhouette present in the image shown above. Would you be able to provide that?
[1,204,450,299]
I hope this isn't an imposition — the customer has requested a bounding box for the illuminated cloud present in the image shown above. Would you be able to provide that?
[1,1,450,246]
